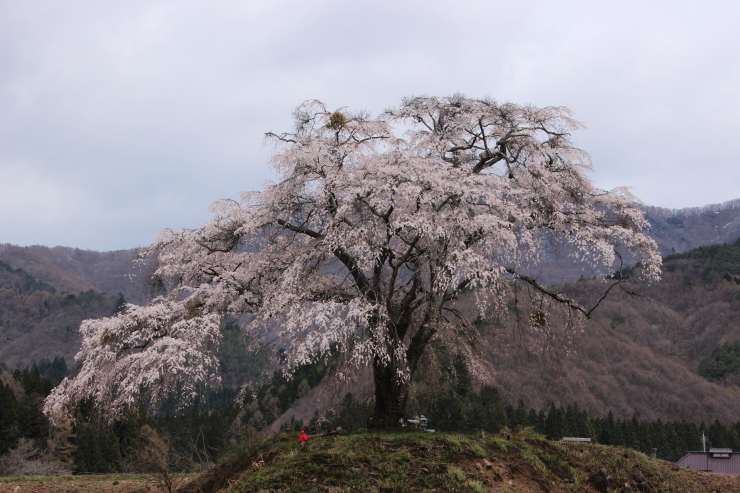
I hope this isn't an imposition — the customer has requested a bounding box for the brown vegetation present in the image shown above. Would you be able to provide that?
[0,244,144,303]
[0,280,121,369]
[454,251,740,423]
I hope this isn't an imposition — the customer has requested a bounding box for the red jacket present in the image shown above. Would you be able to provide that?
[298,432,308,442]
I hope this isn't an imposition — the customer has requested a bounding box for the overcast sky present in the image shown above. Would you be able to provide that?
[1,1,738,251]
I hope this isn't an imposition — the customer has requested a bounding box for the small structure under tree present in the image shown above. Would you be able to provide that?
[44,95,661,427]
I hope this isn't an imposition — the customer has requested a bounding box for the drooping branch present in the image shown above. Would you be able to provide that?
[443,278,472,302]
[504,267,589,316]
[583,278,625,317]
[276,218,323,238]
[503,266,643,319]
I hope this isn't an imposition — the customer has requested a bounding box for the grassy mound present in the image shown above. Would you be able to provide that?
[182,430,739,493]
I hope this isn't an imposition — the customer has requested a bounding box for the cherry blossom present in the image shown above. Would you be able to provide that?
[45,96,660,426]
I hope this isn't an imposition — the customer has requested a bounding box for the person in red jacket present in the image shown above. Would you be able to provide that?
[298,428,309,446]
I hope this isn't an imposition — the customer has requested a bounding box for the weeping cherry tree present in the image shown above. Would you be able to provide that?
[45,95,661,427]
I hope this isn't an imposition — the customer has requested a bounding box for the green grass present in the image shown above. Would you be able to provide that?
[446,465,466,482]
[468,443,487,458]
[465,479,486,493]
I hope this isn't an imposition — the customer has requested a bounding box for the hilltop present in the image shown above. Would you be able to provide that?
[182,430,740,493]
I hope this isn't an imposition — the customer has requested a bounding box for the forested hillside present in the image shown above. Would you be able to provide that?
[0,204,739,423]
[0,244,149,369]
[644,198,740,255]
[0,261,125,368]
[2,236,740,474]
[0,244,145,303]
[462,237,740,424]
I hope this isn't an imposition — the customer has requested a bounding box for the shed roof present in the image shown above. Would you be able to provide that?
[676,451,740,475]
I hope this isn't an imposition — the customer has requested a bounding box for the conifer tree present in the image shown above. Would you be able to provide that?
[0,381,20,455]
[545,405,565,440]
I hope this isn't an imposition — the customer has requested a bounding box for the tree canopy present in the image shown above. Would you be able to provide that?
[44,95,661,426]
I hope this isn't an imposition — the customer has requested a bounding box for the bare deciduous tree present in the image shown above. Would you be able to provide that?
[0,438,70,476]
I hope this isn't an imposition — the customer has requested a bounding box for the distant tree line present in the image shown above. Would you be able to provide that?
[663,237,740,284]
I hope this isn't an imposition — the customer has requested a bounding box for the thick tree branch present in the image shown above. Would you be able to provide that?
[333,247,376,302]
[275,218,323,238]
[504,267,588,316]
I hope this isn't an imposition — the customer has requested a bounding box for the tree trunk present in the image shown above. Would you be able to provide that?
[368,356,410,428]
[367,315,440,428]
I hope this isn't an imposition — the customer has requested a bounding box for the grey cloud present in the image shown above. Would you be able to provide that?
[1,0,738,250]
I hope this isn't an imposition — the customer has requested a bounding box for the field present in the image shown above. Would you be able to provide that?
[0,474,192,493]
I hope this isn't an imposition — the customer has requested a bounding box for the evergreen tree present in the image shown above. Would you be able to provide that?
[621,418,638,450]
[73,418,123,473]
[680,421,701,452]
[511,400,528,429]
[0,381,20,454]
[664,425,683,460]
[545,405,565,440]
[650,419,666,456]
[728,424,740,450]
[708,420,729,448]
[478,385,507,433]
[535,410,547,435]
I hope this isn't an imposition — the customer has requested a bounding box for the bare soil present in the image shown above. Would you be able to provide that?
[0,476,195,493]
